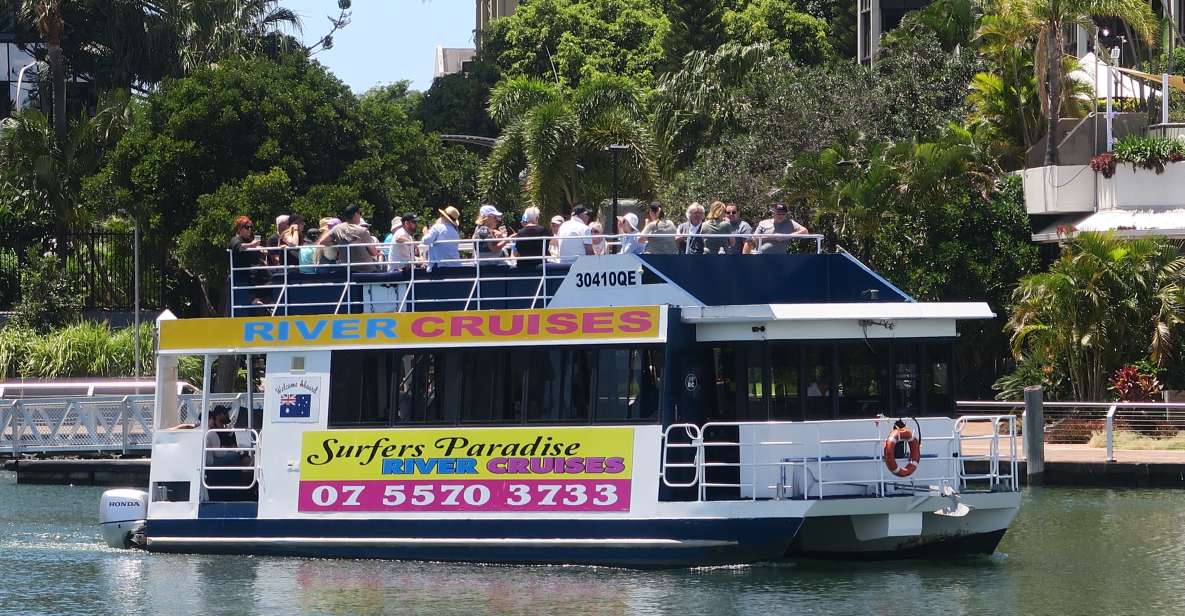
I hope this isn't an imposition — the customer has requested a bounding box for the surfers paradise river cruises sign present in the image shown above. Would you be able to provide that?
[157,305,665,354]
[296,427,634,513]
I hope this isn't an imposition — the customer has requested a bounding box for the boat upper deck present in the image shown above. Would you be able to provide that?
[228,234,913,317]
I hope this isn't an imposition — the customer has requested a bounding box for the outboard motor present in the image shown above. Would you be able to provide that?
[99,489,148,549]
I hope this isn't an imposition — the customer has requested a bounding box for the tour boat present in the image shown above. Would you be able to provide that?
[100,235,1020,568]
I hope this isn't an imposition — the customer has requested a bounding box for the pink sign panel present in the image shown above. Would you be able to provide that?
[298,479,632,513]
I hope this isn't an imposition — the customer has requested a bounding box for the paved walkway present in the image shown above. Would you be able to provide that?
[961,438,1185,464]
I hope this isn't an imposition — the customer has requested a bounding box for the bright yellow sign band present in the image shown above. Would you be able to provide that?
[157,305,664,353]
[299,427,635,481]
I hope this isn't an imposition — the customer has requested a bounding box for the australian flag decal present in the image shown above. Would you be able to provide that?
[279,393,312,418]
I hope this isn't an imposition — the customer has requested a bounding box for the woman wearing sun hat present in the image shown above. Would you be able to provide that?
[422,204,463,270]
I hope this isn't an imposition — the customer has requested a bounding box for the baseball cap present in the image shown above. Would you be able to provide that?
[401,213,418,223]
[550,215,565,226]
[479,204,503,218]
[770,203,789,214]
[619,212,639,231]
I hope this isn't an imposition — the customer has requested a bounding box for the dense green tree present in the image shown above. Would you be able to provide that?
[416,61,500,138]
[480,76,656,217]
[721,0,830,64]
[481,0,670,89]
[88,53,476,315]
[661,0,727,70]
[1007,232,1185,401]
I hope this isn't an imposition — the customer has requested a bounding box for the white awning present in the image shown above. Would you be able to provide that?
[1032,209,1185,242]
[1068,52,1158,99]
[683,303,995,342]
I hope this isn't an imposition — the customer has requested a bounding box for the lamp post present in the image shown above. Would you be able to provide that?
[13,60,45,113]
[1107,44,1122,150]
[606,144,628,236]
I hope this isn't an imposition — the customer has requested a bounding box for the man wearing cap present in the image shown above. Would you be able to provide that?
[386,214,419,272]
[749,203,809,255]
[320,204,381,272]
[556,206,595,263]
[422,205,463,270]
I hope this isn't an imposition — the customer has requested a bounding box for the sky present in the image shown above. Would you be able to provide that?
[283,0,476,92]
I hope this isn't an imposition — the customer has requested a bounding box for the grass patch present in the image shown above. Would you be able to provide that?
[1088,430,1185,450]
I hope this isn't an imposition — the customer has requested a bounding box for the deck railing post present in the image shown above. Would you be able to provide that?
[1105,404,1117,463]
[120,396,131,455]
[11,401,20,456]
[1023,386,1044,483]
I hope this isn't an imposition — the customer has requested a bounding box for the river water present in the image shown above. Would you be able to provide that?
[1,471,1183,616]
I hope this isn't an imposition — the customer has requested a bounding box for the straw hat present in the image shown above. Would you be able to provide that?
[438,205,461,226]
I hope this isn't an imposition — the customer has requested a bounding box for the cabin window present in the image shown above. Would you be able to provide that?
[924,342,955,414]
[837,342,889,418]
[768,343,800,420]
[804,345,833,420]
[893,344,921,414]
[327,345,664,427]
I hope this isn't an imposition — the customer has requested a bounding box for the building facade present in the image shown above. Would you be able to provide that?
[475,0,518,47]
[1,0,39,117]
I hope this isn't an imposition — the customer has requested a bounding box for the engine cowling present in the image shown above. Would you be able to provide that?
[99,489,148,549]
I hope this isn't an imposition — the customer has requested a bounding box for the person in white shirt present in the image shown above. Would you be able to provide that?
[421,205,463,270]
[387,213,419,272]
[618,212,644,254]
[548,215,565,258]
[556,206,595,263]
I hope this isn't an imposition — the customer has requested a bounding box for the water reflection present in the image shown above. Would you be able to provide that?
[3,473,1185,616]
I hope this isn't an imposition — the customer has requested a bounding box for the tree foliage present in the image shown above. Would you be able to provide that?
[722,0,830,65]
[481,0,670,89]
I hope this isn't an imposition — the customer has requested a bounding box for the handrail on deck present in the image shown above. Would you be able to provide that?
[227,232,826,317]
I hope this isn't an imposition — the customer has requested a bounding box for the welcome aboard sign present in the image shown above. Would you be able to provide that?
[157,305,666,354]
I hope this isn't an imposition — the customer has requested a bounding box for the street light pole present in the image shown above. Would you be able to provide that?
[133,215,142,383]
[13,60,45,113]
[606,144,628,236]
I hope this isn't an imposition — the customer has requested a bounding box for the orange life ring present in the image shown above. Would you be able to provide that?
[884,427,921,477]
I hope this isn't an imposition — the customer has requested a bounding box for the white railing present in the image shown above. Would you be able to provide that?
[228,232,826,316]
[958,400,1185,461]
[659,416,1018,502]
[0,393,249,455]
[200,427,260,491]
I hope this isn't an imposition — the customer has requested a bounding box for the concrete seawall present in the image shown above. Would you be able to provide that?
[3,459,150,486]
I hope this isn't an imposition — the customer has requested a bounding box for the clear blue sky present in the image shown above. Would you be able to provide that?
[283,0,476,92]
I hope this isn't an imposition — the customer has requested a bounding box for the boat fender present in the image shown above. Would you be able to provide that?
[883,420,921,478]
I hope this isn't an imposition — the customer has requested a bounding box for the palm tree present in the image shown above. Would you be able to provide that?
[991,0,1158,166]
[21,1,66,147]
[481,76,656,216]
[1007,231,1185,400]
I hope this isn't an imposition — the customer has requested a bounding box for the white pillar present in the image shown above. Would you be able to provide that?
[1163,73,1171,125]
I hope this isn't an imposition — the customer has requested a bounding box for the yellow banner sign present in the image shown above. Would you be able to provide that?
[157,306,664,353]
[299,426,635,481]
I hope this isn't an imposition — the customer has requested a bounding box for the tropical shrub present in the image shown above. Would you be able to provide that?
[1109,364,1162,402]
[10,248,83,332]
[2,322,155,378]
[1111,136,1185,174]
[1089,152,1116,178]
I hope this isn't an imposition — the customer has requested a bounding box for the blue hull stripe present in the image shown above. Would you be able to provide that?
[146,517,802,568]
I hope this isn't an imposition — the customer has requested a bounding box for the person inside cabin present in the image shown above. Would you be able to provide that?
[548,215,565,258]
[640,202,678,254]
[422,205,463,270]
[473,204,510,262]
[701,201,734,255]
[264,214,289,267]
[749,203,809,254]
[229,215,267,305]
[722,203,753,255]
[617,212,644,255]
[556,206,595,263]
[512,207,548,267]
[319,204,381,273]
[387,214,420,272]
[676,202,707,254]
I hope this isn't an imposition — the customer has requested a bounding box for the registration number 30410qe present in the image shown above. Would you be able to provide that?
[298,480,630,512]
[574,270,639,288]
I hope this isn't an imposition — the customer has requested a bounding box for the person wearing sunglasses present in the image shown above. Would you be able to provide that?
[749,203,809,255]
[229,215,267,305]
[721,203,753,255]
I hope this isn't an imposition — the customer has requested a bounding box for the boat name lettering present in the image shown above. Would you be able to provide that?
[244,318,398,343]
[407,309,653,338]
[575,270,639,288]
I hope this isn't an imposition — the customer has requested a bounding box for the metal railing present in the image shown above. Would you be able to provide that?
[200,427,260,491]
[659,416,1018,502]
[0,393,248,455]
[228,232,825,316]
[958,400,1185,462]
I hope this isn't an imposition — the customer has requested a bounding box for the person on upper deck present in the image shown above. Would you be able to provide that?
[473,204,510,263]
[722,203,753,255]
[512,207,548,266]
[700,201,734,254]
[548,215,564,258]
[556,206,595,263]
[749,203,809,255]
[318,204,381,273]
[264,214,289,267]
[589,221,609,256]
[617,212,644,254]
[676,203,707,254]
[422,205,463,270]
[386,214,419,272]
[279,214,306,266]
[640,202,678,254]
[229,216,267,304]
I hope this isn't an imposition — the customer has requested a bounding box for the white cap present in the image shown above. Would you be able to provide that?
[479,204,503,218]
[391,217,402,231]
[550,215,565,226]
[619,212,639,231]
